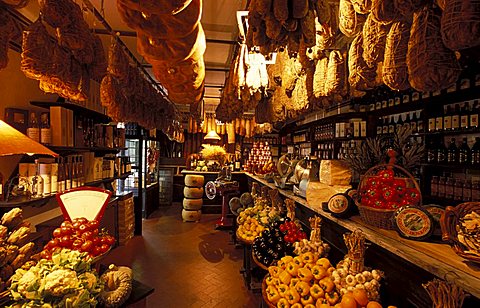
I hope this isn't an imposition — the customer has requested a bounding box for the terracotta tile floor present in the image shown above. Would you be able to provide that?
[101,203,262,307]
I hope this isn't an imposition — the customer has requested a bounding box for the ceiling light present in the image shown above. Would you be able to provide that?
[204,130,221,141]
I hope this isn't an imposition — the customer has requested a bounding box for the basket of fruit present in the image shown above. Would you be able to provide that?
[440,202,480,263]
[356,163,421,230]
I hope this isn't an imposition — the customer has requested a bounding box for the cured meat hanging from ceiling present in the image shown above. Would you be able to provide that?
[100,38,181,140]
[116,0,206,112]
[0,7,16,70]
[0,0,29,8]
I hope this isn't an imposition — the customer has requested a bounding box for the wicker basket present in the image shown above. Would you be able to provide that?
[252,251,270,270]
[356,164,422,230]
[440,202,480,263]
[262,275,276,308]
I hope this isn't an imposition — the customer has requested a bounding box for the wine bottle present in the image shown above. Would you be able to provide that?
[461,103,470,130]
[388,116,395,134]
[452,104,461,130]
[471,137,480,164]
[417,110,424,133]
[470,100,479,129]
[396,114,404,132]
[443,105,452,131]
[404,113,411,131]
[447,138,458,163]
[437,140,447,163]
[40,112,51,145]
[411,112,418,133]
[458,138,471,164]
[32,159,44,198]
[27,112,40,142]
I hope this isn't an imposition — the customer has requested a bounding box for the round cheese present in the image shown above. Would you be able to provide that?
[184,186,204,198]
[182,209,201,222]
[183,198,203,210]
[184,174,205,187]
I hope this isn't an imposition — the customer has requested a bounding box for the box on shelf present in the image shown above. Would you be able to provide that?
[50,106,68,146]
[117,196,134,245]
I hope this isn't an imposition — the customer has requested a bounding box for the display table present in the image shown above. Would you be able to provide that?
[246,173,480,306]
[123,279,155,307]
[180,170,248,213]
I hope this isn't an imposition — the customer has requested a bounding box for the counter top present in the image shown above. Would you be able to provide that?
[246,173,480,298]
[181,170,246,175]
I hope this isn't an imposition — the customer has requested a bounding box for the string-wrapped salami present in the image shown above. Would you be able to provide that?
[383,20,411,90]
[441,0,480,50]
[371,0,400,24]
[117,0,192,15]
[394,0,426,17]
[349,33,378,91]
[339,0,366,37]
[0,9,15,70]
[407,6,461,91]
[362,13,391,67]
[108,38,129,80]
[20,19,54,79]
[39,0,82,28]
[325,50,347,95]
[313,56,329,98]
[89,35,107,81]
[351,0,373,14]
[116,0,201,39]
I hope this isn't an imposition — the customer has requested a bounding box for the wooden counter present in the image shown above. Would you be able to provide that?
[246,173,480,301]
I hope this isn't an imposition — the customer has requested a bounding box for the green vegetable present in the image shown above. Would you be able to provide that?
[8,249,104,308]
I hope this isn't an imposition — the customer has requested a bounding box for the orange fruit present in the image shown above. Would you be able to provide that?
[353,289,369,306]
[366,301,383,308]
[340,294,358,308]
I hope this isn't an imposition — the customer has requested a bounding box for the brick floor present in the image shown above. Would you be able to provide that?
[101,203,262,307]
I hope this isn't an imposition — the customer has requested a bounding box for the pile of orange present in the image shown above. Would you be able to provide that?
[339,289,396,308]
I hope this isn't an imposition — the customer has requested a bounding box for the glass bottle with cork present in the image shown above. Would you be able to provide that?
[27,112,40,142]
[40,112,51,145]
[447,138,458,164]
[458,138,471,164]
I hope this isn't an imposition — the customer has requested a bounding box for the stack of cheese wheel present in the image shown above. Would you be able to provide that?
[182,174,204,222]
[117,0,206,109]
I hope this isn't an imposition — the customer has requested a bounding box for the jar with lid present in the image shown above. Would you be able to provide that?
[463,180,472,202]
[445,177,455,199]
[454,179,464,201]
[438,176,446,198]
[472,181,480,201]
[431,176,439,196]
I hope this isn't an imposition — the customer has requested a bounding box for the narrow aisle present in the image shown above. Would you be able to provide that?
[101,203,261,307]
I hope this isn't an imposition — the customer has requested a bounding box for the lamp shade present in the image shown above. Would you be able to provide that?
[0,120,58,157]
[204,130,221,141]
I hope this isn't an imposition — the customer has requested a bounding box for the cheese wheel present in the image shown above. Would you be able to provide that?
[183,198,203,210]
[182,209,201,222]
[184,186,204,198]
[184,174,204,187]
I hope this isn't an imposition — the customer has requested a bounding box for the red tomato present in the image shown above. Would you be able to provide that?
[405,188,421,204]
[45,238,59,250]
[61,226,73,236]
[40,250,52,260]
[87,220,99,231]
[99,244,110,254]
[80,240,94,253]
[91,246,102,257]
[60,235,73,248]
[78,224,88,233]
[377,169,395,182]
[72,239,83,250]
[105,236,116,246]
[382,188,396,202]
[279,224,287,232]
[93,237,102,246]
[91,228,99,236]
[73,221,82,230]
[366,177,381,189]
[81,231,94,240]
[52,228,62,238]
[60,221,73,229]
[75,217,88,225]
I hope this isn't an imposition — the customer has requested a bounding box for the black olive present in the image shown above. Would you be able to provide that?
[267,237,276,246]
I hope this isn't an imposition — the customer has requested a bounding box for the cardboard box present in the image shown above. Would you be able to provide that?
[50,107,67,146]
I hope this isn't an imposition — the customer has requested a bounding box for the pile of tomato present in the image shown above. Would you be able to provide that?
[360,168,421,210]
[41,217,116,259]
[279,220,307,243]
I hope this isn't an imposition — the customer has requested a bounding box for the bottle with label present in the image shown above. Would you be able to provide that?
[458,138,471,164]
[428,111,436,132]
[31,159,44,198]
[78,155,85,186]
[51,159,58,194]
[445,177,455,199]
[427,140,437,163]
[0,171,3,201]
[438,176,446,198]
[57,157,65,193]
[417,110,424,133]
[454,179,464,201]
[437,140,447,163]
[470,100,479,129]
[18,163,29,195]
[39,163,51,196]
[403,112,411,132]
[388,116,395,134]
[382,117,389,134]
[72,156,78,188]
[40,112,51,145]
[431,176,439,196]
[460,103,470,130]
[410,112,418,133]
[472,181,480,201]
[447,138,458,163]
[443,105,452,131]
[27,112,40,142]
[65,156,71,190]
[452,104,461,130]
[396,114,404,132]
[471,137,480,164]
[463,179,472,202]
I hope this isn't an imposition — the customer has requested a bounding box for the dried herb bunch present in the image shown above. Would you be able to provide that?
[344,125,424,174]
